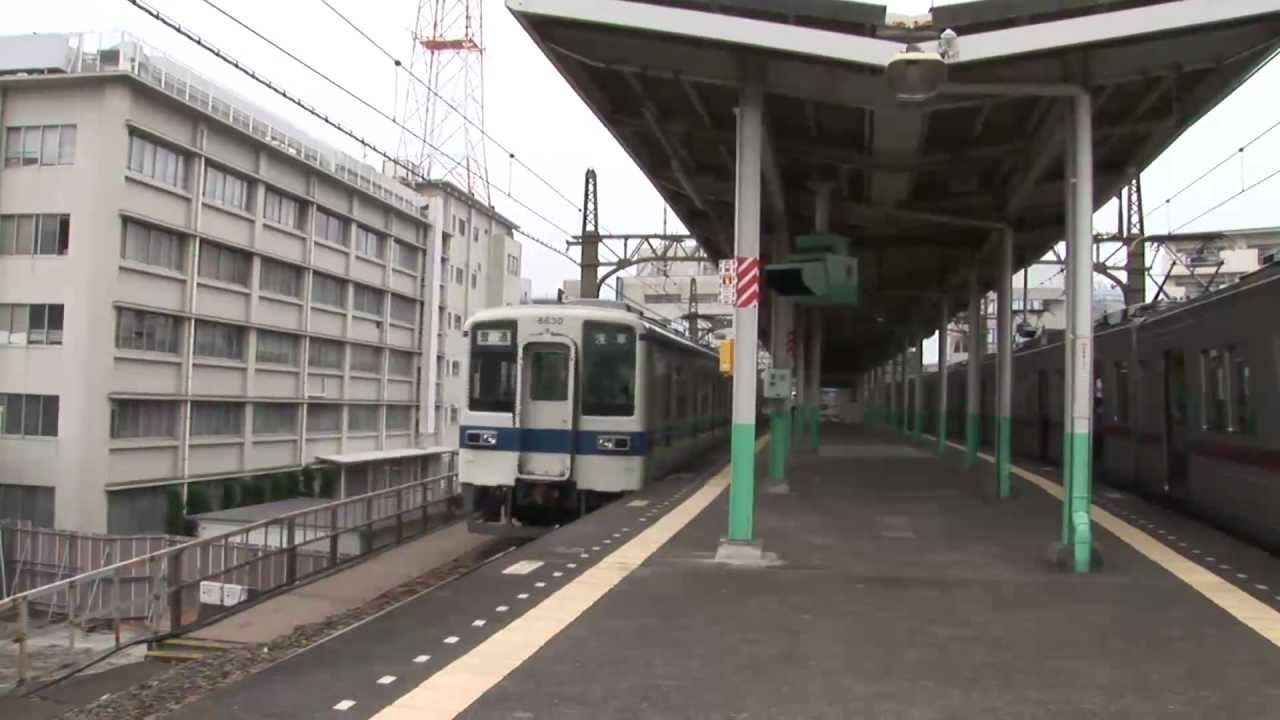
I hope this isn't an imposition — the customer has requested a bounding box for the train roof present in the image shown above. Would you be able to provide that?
[464,301,717,357]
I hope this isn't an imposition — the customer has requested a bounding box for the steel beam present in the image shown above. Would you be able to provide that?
[937,296,950,455]
[725,78,764,545]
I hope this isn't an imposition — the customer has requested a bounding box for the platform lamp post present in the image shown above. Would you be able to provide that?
[888,37,1098,570]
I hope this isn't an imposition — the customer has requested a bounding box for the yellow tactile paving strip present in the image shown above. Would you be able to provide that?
[370,438,765,720]
[940,438,1280,649]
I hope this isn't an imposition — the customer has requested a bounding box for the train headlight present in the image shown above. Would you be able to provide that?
[465,430,499,447]
[597,435,630,452]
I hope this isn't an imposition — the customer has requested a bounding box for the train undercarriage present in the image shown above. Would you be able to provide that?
[465,481,621,538]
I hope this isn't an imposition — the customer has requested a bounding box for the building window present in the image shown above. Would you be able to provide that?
[0,214,70,256]
[306,404,341,435]
[450,359,461,377]
[456,217,467,235]
[352,284,385,317]
[194,320,245,361]
[264,189,304,229]
[448,406,459,425]
[256,330,299,367]
[355,226,386,260]
[0,304,63,346]
[203,165,250,211]
[470,272,477,290]
[122,220,184,272]
[347,404,379,433]
[116,308,179,354]
[394,241,420,272]
[253,403,298,435]
[191,401,243,437]
[315,209,347,247]
[311,273,347,309]
[259,258,302,299]
[388,350,414,378]
[1,394,58,437]
[386,405,412,431]
[110,399,178,440]
[506,254,520,275]
[4,125,75,167]
[309,338,344,370]
[390,294,416,325]
[350,344,382,374]
[127,133,188,189]
[454,266,464,285]
[198,242,251,287]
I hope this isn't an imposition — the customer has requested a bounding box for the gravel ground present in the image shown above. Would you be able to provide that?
[47,539,513,720]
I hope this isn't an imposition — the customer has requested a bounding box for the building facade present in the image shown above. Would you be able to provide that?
[0,34,446,534]
[1158,228,1280,300]
[563,258,730,342]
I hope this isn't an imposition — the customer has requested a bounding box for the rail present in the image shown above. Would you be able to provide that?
[0,461,462,689]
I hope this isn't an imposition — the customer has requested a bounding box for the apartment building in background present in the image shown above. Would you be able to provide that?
[563,257,730,341]
[1157,227,1280,299]
[412,179,523,444]
[0,33,450,534]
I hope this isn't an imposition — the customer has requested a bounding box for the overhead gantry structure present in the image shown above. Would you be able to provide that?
[508,0,1280,570]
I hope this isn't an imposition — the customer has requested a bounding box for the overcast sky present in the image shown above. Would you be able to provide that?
[8,0,1279,300]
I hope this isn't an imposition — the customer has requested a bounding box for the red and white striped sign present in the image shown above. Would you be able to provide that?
[735,256,760,308]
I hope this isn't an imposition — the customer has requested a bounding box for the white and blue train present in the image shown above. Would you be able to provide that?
[459,300,730,535]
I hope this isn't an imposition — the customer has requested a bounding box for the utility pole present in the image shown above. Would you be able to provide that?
[579,168,600,299]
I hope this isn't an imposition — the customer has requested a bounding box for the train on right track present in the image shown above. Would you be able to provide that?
[919,260,1279,549]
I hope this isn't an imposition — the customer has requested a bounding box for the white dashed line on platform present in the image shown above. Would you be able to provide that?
[444,636,460,644]
[592,546,601,551]
[377,676,397,685]
[1238,574,1249,580]
[1257,585,1270,591]
[567,563,577,569]
[535,582,547,588]
[334,700,356,711]
[553,571,563,577]
[472,619,486,627]
[502,560,545,575]
[413,655,430,663]
[496,605,509,612]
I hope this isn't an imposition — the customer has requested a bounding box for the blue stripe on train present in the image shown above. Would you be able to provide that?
[459,426,651,456]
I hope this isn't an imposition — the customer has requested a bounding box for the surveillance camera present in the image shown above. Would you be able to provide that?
[886,44,947,102]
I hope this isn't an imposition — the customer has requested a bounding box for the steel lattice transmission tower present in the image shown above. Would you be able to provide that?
[398,0,490,203]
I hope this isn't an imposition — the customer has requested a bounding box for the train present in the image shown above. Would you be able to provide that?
[458,300,730,536]
[919,261,1278,549]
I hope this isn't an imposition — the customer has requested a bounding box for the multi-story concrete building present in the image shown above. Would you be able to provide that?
[1157,227,1280,299]
[412,179,522,442]
[0,33,448,534]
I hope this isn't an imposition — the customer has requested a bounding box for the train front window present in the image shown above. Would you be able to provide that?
[582,322,636,417]
[529,349,570,401]
[470,322,516,413]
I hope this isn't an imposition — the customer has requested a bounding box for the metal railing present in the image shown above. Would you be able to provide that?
[1,464,462,690]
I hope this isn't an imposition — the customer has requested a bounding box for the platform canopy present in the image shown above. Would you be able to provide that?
[508,0,1280,377]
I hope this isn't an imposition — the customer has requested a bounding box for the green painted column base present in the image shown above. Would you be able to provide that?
[727,423,758,542]
[1065,430,1094,572]
[936,419,949,457]
[964,412,980,468]
[996,416,1012,499]
[768,411,790,484]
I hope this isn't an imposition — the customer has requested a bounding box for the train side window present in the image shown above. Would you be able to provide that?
[1233,352,1253,435]
[1114,362,1129,424]
[1201,348,1226,432]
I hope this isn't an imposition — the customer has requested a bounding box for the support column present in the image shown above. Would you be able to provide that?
[899,349,909,436]
[1061,104,1077,545]
[767,289,793,491]
[912,338,924,440]
[806,310,822,450]
[1065,92,1096,572]
[964,269,981,467]
[996,227,1014,498]
[724,79,764,547]
[791,310,806,450]
[937,296,950,455]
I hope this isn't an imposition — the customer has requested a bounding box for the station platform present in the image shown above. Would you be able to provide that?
[172,424,1280,719]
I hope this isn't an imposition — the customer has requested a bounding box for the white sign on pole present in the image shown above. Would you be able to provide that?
[718,258,736,305]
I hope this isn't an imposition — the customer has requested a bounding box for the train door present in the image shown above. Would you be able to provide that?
[1162,349,1189,498]
[517,340,576,479]
[1036,369,1050,461]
